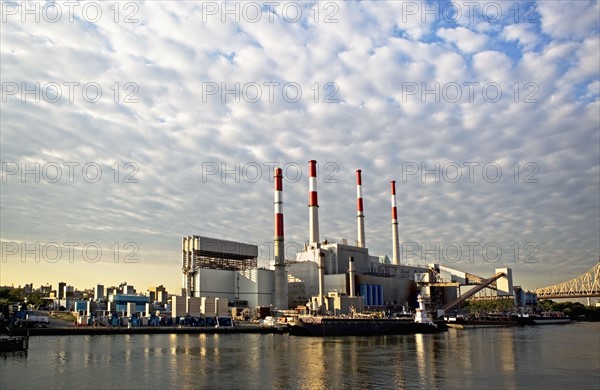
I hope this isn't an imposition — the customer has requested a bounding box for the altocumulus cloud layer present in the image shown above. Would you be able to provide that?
[1,0,598,292]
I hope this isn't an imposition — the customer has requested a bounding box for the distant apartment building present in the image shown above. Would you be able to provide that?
[57,285,75,310]
[58,282,66,299]
[64,285,74,299]
[22,283,33,295]
[40,284,52,296]
[106,286,119,299]
[119,282,136,295]
[94,284,105,300]
[147,285,168,304]
[80,289,93,300]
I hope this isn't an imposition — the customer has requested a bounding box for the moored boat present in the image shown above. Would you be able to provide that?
[513,312,570,325]
[0,335,29,353]
[288,316,443,337]
[445,315,518,329]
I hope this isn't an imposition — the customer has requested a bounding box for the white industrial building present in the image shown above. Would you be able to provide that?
[179,160,513,316]
[181,235,274,308]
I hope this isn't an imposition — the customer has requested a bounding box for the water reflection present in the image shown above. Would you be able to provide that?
[1,324,598,389]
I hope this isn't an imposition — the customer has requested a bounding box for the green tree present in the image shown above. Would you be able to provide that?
[26,292,44,307]
[7,288,23,302]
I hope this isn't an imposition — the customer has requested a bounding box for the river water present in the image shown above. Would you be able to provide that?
[1,322,598,389]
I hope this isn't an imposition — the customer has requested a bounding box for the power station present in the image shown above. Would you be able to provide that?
[181,160,514,317]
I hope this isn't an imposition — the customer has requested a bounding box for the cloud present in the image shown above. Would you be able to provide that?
[1,1,598,293]
[437,27,489,53]
[501,24,539,51]
[539,0,600,41]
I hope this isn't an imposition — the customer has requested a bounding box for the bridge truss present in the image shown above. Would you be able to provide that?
[534,261,600,299]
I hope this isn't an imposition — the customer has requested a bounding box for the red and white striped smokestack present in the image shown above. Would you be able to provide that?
[274,168,284,242]
[391,180,400,265]
[356,169,365,248]
[308,160,320,244]
[274,168,287,309]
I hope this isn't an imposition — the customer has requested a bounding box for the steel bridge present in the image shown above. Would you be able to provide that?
[534,260,600,299]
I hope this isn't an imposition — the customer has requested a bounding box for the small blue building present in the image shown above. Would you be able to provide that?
[109,294,149,313]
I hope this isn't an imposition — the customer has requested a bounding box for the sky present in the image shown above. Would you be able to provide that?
[1,0,599,296]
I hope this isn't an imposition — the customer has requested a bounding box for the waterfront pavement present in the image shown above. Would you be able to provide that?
[10,311,287,336]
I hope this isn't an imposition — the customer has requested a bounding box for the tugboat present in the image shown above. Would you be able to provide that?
[289,294,444,337]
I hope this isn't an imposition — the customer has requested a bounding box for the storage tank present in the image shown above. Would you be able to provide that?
[359,284,368,304]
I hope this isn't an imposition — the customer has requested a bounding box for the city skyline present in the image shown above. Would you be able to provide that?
[2,1,599,295]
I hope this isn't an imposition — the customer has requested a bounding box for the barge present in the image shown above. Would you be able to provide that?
[446,315,518,329]
[288,316,443,336]
[0,335,29,353]
[513,312,571,325]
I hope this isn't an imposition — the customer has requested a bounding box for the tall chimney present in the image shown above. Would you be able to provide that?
[193,236,199,269]
[391,181,400,265]
[308,160,320,245]
[182,237,188,294]
[188,236,194,296]
[182,236,187,271]
[356,169,365,248]
[318,251,325,312]
[274,167,288,309]
[193,236,199,297]
[348,256,355,297]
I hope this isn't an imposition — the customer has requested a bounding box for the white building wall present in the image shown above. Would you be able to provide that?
[235,268,275,308]
[287,261,320,300]
[295,246,324,264]
[255,269,275,307]
[189,268,275,309]
[195,269,236,300]
[171,296,187,318]
[188,297,202,316]
[323,243,370,274]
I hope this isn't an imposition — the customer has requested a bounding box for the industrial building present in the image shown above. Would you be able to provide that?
[181,235,273,308]
[108,294,149,313]
[179,160,514,317]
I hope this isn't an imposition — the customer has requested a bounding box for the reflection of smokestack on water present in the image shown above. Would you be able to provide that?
[274,167,288,309]
[391,181,400,265]
[308,160,320,245]
[356,169,365,248]
[348,256,355,297]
